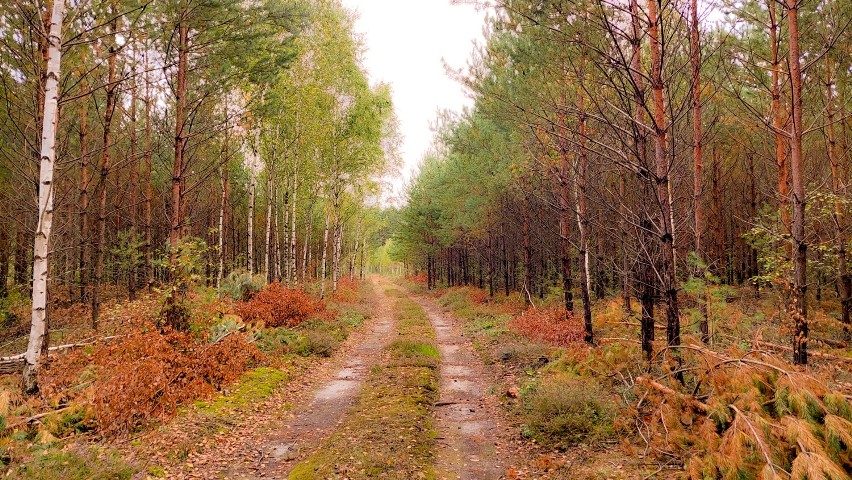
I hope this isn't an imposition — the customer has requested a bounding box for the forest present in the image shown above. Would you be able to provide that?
[1,0,852,478]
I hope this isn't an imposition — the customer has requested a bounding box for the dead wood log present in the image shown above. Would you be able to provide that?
[0,335,123,374]
[636,376,709,413]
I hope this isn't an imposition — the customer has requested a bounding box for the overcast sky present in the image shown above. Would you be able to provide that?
[340,0,487,203]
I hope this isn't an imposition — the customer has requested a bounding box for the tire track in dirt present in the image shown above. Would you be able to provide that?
[412,293,514,480]
[172,276,398,479]
[252,276,399,478]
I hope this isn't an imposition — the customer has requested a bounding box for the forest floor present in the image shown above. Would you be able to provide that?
[2,276,851,479]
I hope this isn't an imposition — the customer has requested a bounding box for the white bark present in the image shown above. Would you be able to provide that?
[333,221,341,294]
[23,0,65,394]
[217,166,226,292]
[281,187,288,284]
[302,205,312,285]
[320,211,330,299]
[264,178,273,281]
[247,146,257,276]
[290,169,298,287]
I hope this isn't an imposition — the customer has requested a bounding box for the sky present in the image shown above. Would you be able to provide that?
[340,0,488,203]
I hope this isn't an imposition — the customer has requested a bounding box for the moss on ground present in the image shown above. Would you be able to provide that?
[194,366,289,415]
[5,446,137,480]
[289,296,439,480]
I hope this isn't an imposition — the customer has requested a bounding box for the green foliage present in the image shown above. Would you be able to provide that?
[7,447,137,480]
[158,237,209,331]
[109,230,145,281]
[521,375,617,448]
[220,269,265,301]
[194,367,289,416]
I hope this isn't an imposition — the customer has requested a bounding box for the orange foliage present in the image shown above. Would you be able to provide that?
[40,329,263,437]
[406,273,427,284]
[235,282,327,327]
[467,288,489,305]
[333,277,361,303]
[509,307,584,347]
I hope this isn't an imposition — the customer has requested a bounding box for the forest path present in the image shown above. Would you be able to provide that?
[408,289,515,480]
[251,276,399,477]
[168,276,398,479]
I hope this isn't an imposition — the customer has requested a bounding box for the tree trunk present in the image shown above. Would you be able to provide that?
[690,0,708,342]
[576,91,593,344]
[92,8,119,330]
[302,206,313,285]
[143,44,154,291]
[320,211,330,299]
[769,2,791,239]
[169,10,189,274]
[217,164,227,292]
[23,0,64,394]
[648,0,680,349]
[290,169,298,286]
[127,46,139,302]
[247,145,257,276]
[78,86,89,304]
[825,69,849,340]
[264,178,273,282]
[786,0,808,364]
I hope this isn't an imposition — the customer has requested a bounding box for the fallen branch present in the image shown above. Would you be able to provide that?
[0,335,123,362]
[636,376,709,413]
[0,335,124,374]
[755,340,852,364]
[4,406,72,431]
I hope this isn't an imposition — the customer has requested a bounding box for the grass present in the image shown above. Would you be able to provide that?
[521,374,617,448]
[194,366,289,416]
[5,445,137,480]
[289,296,439,480]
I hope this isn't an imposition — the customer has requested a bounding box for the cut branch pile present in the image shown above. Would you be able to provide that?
[636,344,852,479]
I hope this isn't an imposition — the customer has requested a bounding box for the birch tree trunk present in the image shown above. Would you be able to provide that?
[333,219,341,294]
[217,164,227,292]
[279,193,286,283]
[290,168,298,287]
[320,211,330,299]
[575,91,594,344]
[302,205,313,285]
[23,0,65,394]
[558,98,574,315]
[247,145,257,276]
[264,178,273,282]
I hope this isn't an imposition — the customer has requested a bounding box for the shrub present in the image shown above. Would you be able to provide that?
[40,328,264,437]
[522,375,617,448]
[235,283,326,328]
[509,307,584,347]
[220,270,265,301]
[302,330,339,357]
[333,277,360,303]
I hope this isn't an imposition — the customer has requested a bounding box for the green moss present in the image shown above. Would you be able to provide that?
[289,292,439,480]
[10,448,136,480]
[195,366,288,415]
[147,465,166,478]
